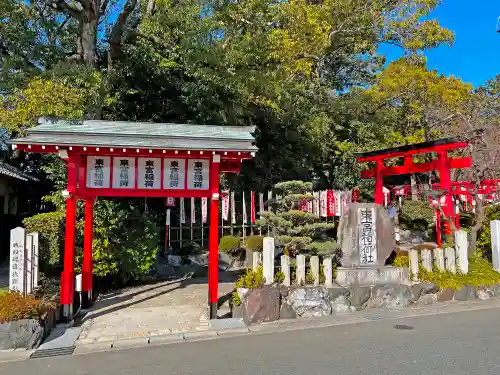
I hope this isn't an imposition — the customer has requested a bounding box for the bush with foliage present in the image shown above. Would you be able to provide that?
[219,236,242,256]
[177,241,202,256]
[23,211,65,272]
[418,256,500,290]
[399,200,435,230]
[0,292,55,323]
[258,181,338,256]
[245,235,264,252]
[75,199,160,284]
[233,266,265,306]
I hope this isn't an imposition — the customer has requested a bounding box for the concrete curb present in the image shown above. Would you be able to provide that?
[3,298,500,362]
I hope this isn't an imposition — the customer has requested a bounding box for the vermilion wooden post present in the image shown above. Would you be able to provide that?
[208,155,221,319]
[374,159,384,205]
[438,151,452,235]
[82,197,94,300]
[61,158,78,319]
[436,209,442,248]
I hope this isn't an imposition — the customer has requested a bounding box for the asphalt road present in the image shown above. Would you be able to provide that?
[3,307,500,375]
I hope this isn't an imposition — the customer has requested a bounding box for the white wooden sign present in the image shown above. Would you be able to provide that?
[112,157,135,189]
[187,159,210,190]
[358,207,377,265]
[86,156,111,188]
[25,234,33,294]
[9,227,26,294]
[30,232,39,289]
[163,158,186,189]
[138,158,161,189]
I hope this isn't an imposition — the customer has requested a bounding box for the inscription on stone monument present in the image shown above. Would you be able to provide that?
[358,206,377,265]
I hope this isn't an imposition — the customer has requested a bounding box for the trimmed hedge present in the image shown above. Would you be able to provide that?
[0,292,55,323]
[23,212,65,272]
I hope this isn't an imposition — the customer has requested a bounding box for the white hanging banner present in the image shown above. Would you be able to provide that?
[138,157,161,189]
[180,198,186,224]
[242,191,248,224]
[112,157,135,189]
[230,192,236,224]
[166,209,171,226]
[222,191,230,221]
[334,191,343,217]
[320,190,327,217]
[383,186,390,207]
[187,159,210,190]
[268,190,273,212]
[86,156,111,188]
[259,193,264,219]
[313,192,320,217]
[191,197,196,224]
[201,197,208,224]
[163,158,186,189]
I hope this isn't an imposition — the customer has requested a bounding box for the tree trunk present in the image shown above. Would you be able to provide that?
[77,3,99,67]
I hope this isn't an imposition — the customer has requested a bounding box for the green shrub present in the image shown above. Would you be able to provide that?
[0,292,55,323]
[233,266,265,306]
[178,241,201,255]
[219,236,242,256]
[393,254,409,268]
[76,199,160,284]
[274,271,285,284]
[23,211,65,271]
[418,256,500,290]
[245,235,264,252]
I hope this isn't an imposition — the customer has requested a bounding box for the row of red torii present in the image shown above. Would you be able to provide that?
[11,120,485,319]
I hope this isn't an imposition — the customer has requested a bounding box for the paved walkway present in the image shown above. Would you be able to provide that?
[76,277,236,345]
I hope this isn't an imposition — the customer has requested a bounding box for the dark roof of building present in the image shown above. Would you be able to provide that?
[9,118,258,152]
[0,162,38,182]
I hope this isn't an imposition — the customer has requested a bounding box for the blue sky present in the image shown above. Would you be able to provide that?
[379,0,500,87]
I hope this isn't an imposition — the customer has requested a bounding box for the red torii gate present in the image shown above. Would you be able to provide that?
[10,119,257,320]
[354,137,473,233]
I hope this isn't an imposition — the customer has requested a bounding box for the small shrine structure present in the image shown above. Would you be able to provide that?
[354,137,473,236]
[9,118,257,319]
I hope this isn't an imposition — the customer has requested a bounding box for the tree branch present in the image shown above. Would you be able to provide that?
[107,0,138,70]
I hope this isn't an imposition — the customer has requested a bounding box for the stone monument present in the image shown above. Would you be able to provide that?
[336,203,409,286]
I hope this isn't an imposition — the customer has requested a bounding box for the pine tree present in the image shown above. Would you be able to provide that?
[259,181,339,257]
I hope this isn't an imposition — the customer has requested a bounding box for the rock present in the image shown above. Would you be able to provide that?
[242,286,280,325]
[368,284,413,309]
[237,288,249,301]
[410,283,439,301]
[414,294,437,306]
[477,287,492,300]
[331,295,356,313]
[232,304,243,319]
[218,252,234,271]
[279,303,297,319]
[327,287,350,300]
[482,284,500,298]
[0,319,44,350]
[454,285,478,301]
[286,287,332,318]
[279,285,291,299]
[348,285,371,309]
[436,288,455,302]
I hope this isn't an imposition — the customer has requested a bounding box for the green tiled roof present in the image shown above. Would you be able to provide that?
[11,118,258,152]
